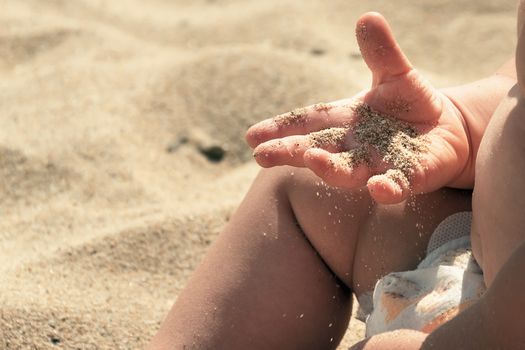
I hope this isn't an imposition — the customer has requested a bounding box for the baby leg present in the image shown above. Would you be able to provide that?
[149,167,471,349]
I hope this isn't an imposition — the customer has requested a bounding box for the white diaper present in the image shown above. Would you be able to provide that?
[359,212,485,336]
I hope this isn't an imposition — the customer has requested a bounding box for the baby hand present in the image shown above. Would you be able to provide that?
[246,13,470,204]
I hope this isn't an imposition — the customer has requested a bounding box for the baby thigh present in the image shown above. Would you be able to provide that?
[284,167,472,296]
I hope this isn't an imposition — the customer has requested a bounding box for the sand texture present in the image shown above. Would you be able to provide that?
[0,0,516,348]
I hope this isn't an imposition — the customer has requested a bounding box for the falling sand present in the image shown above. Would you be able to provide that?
[335,103,428,188]
[277,99,427,191]
[306,102,427,189]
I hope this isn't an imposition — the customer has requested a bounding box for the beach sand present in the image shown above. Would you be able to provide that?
[0,0,516,348]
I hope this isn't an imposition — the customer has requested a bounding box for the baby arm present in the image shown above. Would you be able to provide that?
[441,59,516,188]
[246,13,515,204]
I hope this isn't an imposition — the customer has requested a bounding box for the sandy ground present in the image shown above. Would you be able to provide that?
[0,0,516,348]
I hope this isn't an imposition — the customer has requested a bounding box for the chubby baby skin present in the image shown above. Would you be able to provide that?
[472,3,525,287]
[419,81,525,350]
[149,7,524,350]
[247,9,525,350]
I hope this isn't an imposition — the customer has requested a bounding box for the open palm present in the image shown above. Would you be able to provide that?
[246,12,470,204]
